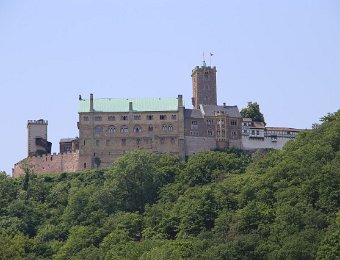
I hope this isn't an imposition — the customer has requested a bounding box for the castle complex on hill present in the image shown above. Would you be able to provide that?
[13,63,302,177]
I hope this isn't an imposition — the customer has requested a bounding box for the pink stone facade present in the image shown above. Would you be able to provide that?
[12,151,92,177]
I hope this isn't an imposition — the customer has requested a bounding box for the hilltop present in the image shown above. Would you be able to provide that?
[1,110,339,259]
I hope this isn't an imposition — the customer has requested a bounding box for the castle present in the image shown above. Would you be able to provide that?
[12,63,301,177]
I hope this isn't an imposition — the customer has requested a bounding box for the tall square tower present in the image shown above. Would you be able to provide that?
[191,63,217,109]
[27,119,51,156]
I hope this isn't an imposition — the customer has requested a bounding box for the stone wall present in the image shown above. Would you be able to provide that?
[12,151,91,177]
[185,136,216,156]
[242,136,294,151]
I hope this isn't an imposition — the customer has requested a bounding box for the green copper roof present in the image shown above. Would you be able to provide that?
[79,97,180,113]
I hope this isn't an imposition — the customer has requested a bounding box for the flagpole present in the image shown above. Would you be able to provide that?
[209,52,213,67]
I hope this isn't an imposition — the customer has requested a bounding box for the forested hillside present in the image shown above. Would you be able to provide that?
[1,111,340,259]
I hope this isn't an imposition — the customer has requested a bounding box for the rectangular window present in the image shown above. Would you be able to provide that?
[64,146,71,152]
[120,115,128,121]
[121,139,126,145]
[146,115,153,120]
[95,126,103,133]
[231,120,237,126]
[96,140,100,146]
[171,115,177,120]
[83,116,89,121]
[256,130,260,135]
[108,116,115,121]
[207,119,214,125]
[191,120,198,129]
[134,115,141,120]
[160,115,167,120]
[94,116,102,121]
[190,131,199,136]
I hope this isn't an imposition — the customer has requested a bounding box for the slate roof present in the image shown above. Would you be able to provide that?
[200,105,241,118]
[60,138,78,143]
[253,122,266,128]
[184,109,204,118]
[79,97,179,113]
[266,127,303,132]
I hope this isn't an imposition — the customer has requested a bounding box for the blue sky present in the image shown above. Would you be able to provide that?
[0,0,339,175]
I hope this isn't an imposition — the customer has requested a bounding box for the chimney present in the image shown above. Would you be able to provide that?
[178,94,183,107]
[129,101,133,111]
[90,93,94,112]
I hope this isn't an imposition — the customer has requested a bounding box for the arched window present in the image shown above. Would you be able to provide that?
[120,126,129,133]
[108,126,116,134]
[133,125,142,133]
[162,125,167,131]
[148,125,153,132]
[168,125,173,132]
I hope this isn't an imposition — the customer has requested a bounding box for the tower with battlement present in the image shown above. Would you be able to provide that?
[27,119,51,156]
[191,62,217,109]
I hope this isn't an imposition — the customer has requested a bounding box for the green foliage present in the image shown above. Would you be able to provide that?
[107,151,181,212]
[175,186,218,237]
[180,151,248,186]
[94,156,101,168]
[0,232,30,259]
[0,111,340,258]
[240,101,266,124]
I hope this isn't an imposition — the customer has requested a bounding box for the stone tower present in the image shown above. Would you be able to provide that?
[191,61,217,109]
[27,119,51,156]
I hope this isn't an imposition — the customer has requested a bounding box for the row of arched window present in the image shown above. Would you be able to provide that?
[95,124,175,134]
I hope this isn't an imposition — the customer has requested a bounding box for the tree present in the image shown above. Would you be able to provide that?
[320,112,336,122]
[180,151,248,187]
[240,102,266,125]
[107,151,180,212]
